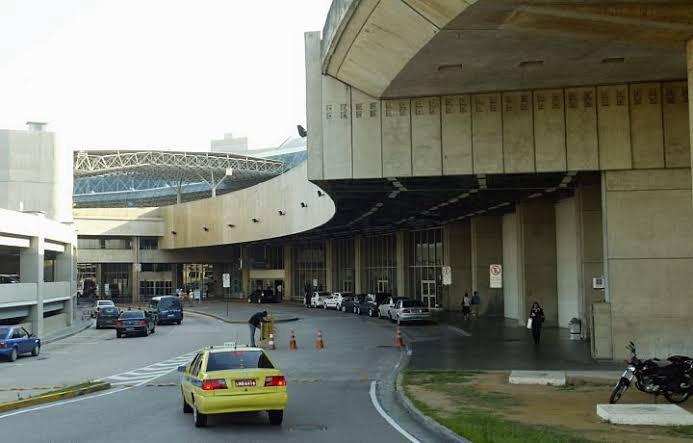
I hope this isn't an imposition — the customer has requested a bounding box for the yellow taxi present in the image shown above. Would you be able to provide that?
[178,344,288,427]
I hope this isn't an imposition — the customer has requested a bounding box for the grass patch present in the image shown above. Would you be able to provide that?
[404,370,593,443]
[667,426,693,438]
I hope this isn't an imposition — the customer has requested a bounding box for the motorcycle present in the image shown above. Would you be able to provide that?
[610,341,693,404]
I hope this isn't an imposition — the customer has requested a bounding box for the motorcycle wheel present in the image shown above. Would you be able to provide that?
[609,379,629,404]
[664,391,690,404]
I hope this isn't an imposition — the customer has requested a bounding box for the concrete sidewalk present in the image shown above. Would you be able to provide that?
[406,315,622,373]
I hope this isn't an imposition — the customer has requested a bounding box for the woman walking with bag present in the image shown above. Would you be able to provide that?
[528,301,545,344]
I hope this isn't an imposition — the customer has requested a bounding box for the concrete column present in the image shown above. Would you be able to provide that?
[325,239,334,292]
[131,236,140,303]
[240,246,250,297]
[96,263,102,297]
[283,244,293,301]
[354,237,363,294]
[20,236,44,337]
[470,216,503,316]
[688,40,693,200]
[502,212,521,322]
[445,222,472,310]
[517,199,558,326]
[305,31,324,180]
[395,231,406,297]
[55,244,75,326]
[601,168,693,359]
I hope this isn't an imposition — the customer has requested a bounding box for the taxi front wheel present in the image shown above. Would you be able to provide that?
[268,410,283,426]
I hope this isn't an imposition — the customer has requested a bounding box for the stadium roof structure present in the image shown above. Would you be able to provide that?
[73,149,291,208]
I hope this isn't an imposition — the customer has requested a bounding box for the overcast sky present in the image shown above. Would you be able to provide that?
[0,0,332,151]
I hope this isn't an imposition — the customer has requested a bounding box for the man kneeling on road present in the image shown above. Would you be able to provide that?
[248,310,267,347]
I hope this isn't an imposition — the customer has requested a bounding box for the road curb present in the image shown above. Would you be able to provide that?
[43,321,92,345]
[393,344,470,443]
[186,309,299,324]
[0,382,111,413]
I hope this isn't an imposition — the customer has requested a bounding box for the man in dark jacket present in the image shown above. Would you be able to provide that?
[248,310,267,347]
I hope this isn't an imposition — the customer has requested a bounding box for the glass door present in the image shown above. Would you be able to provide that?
[421,280,436,308]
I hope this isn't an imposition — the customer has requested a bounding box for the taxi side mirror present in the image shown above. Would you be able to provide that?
[177,365,187,373]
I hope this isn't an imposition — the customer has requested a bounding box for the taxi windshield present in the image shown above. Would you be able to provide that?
[206,350,274,371]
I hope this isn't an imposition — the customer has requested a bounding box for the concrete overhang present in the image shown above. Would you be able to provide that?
[322,0,693,98]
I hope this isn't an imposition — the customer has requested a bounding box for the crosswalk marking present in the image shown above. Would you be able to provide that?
[99,352,196,387]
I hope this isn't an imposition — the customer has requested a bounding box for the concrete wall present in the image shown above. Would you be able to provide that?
[0,129,72,223]
[471,216,503,315]
[160,163,335,249]
[603,168,693,358]
[74,208,164,237]
[309,81,690,180]
[445,222,471,310]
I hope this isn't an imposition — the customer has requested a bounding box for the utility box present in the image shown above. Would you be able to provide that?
[569,318,582,340]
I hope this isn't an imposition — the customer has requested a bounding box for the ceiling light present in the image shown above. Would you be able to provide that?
[388,191,399,199]
[300,202,308,208]
[528,192,542,199]
[469,189,479,194]
[448,198,459,203]
[202,226,209,232]
[278,210,285,216]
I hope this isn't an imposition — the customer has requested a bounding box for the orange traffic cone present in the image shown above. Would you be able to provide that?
[288,330,298,351]
[394,327,405,349]
[266,333,276,350]
[315,330,325,350]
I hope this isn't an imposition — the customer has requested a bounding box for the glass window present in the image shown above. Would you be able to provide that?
[140,238,159,250]
[206,350,273,371]
[119,311,144,319]
[77,237,101,249]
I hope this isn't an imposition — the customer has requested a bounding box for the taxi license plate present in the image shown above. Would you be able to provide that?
[235,379,256,387]
[126,327,134,331]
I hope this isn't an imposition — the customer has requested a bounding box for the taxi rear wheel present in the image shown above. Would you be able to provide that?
[268,410,283,426]
[182,396,192,413]
[193,403,207,427]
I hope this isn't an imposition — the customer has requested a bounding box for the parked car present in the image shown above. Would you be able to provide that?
[92,299,115,318]
[95,306,121,329]
[356,292,390,317]
[309,291,331,308]
[0,325,40,362]
[249,289,277,303]
[115,310,156,338]
[390,299,431,324]
[334,292,354,311]
[378,296,409,320]
[342,294,365,313]
[323,292,353,310]
[0,275,19,284]
[149,295,183,325]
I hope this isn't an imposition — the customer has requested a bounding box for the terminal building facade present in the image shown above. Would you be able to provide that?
[1,1,692,360]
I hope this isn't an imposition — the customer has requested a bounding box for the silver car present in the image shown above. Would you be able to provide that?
[391,299,431,325]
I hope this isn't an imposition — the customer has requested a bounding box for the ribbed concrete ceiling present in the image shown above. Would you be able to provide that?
[322,0,693,98]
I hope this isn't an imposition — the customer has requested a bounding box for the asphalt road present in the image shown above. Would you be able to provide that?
[0,306,448,443]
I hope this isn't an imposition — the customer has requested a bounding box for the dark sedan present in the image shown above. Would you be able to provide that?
[356,292,391,317]
[342,294,366,314]
[115,310,156,338]
[95,306,120,329]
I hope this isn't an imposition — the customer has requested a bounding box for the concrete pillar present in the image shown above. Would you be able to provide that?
[470,216,503,316]
[555,197,580,329]
[688,40,693,200]
[55,244,75,326]
[131,236,140,303]
[20,236,44,337]
[354,237,363,294]
[517,199,558,326]
[395,231,406,297]
[96,263,102,297]
[502,212,521,322]
[240,246,250,296]
[283,244,293,301]
[601,168,693,359]
[325,240,335,292]
[445,222,472,311]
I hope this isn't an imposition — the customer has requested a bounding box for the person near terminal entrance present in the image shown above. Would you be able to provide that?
[471,291,481,317]
[248,310,267,347]
[529,302,545,345]
[461,292,471,320]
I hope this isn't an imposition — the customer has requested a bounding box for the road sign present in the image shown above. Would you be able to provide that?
[442,266,452,285]
[134,263,141,272]
[489,264,502,288]
[222,273,231,288]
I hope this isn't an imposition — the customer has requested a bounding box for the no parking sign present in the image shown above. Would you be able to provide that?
[489,264,502,288]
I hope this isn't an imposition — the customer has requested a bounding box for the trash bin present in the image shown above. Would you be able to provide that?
[568,318,581,340]
[261,316,275,342]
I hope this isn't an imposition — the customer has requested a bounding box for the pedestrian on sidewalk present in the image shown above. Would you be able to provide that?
[471,291,481,317]
[529,301,545,344]
[248,310,267,347]
[462,293,471,320]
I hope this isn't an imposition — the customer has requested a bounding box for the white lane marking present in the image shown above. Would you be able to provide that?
[448,325,471,337]
[0,353,189,420]
[369,381,420,443]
